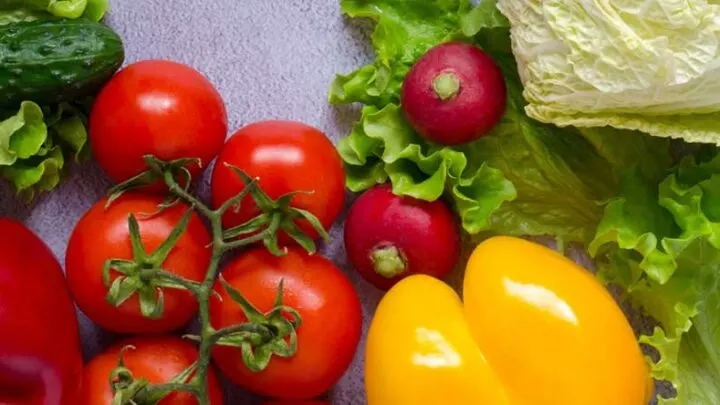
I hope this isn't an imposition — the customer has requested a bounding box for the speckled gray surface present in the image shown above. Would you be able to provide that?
[0,1,380,403]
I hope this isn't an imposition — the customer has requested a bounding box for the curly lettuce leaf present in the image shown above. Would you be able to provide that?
[497,0,720,144]
[79,0,107,21]
[461,69,666,242]
[0,146,65,201]
[0,0,108,22]
[46,101,91,163]
[333,0,672,243]
[590,154,720,404]
[459,0,508,36]
[52,115,89,163]
[339,103,518,234]
[0,101,47,165]
[0,101,89,199]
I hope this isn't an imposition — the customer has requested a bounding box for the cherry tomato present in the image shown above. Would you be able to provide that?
[80,336,224,405]
[210,120,345,240]
[90,59,228,184]
[210,247,362,400]
[65,192,211,334]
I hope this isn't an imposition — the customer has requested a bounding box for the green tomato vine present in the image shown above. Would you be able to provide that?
[103,155,329,405]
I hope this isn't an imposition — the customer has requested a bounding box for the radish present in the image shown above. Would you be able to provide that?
[343,184,461,291]
[401,41,507,146]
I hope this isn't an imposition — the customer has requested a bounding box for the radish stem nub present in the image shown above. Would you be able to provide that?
[370,245,408,279]
[432,72,461,101]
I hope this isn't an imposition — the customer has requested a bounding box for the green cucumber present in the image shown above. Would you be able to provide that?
[0,18,124,108]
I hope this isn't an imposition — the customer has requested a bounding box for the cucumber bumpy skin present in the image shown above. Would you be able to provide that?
[0,18,125,108]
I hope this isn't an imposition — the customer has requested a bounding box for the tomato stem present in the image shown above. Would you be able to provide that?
[138,268,202,295]
[142,382,200,402]
[220,214,282,251]
[163,170,216,219]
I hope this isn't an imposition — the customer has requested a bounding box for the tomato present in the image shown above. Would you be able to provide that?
[210,120,345,240]
[90,59,228,184]
[65,192,212,334]
[210,247,362,400]
[80,336,224,405]
[0,218,83,405]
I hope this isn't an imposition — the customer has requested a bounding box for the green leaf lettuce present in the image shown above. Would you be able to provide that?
[0,101,90,200]
[590,154,720,404]
[0,0,108,23]
[331,0,671,244]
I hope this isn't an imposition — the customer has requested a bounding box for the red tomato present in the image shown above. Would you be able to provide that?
[90,59,228,184]
[80,336,224,405]
[210,120,345,240]
[210,248,362,400]
[65,192,212,334]
[0,218,83,405]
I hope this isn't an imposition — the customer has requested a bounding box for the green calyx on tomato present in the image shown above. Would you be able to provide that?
[108,355,150,405]
[102,209,196,319]
[220,165,331,255]
[214,278,302,372]
[107,156,200,207]
[107,345,197,405]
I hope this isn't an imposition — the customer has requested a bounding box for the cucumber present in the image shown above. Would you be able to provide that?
[0,18,124,108]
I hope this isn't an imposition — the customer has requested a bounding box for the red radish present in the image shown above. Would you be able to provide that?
[344,184,461,291]
[401,41,507,146]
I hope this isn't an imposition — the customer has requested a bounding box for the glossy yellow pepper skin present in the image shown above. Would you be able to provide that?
[365,236,651,405]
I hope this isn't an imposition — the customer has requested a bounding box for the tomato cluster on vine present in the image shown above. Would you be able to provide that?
[66,59,361,405]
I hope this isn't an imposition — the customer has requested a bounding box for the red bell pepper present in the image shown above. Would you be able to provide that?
[0,218,83,404]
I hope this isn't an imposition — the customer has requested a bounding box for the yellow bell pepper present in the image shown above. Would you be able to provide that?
[365,236,652,405]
